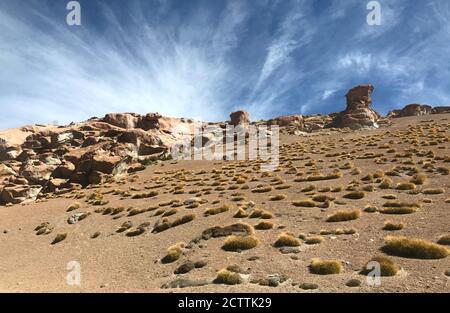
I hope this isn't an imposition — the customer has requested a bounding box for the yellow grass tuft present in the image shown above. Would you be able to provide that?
[437,234,450,245]
[343,191,366,200]
[274,232,301,247]
[66,202,81,212]
[362,256,400,276]
[305,236,324,245]
[422,188,444,195]
[254,221,274,230]
[382,221,404,231]
[214,269,242,285]
[326,210,361,222]
[382,236,449,259]
[161,243,184,263]
[222,235,260,251]
[309,258,343,275]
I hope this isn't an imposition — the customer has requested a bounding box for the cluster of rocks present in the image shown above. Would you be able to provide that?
[0,113,197,204]
[1,84,449,205]
[388,104,450,118]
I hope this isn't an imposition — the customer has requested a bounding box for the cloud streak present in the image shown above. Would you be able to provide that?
[0,0,450,130]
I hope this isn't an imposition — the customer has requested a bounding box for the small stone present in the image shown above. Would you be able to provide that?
[299,283,319,290]
[345,279,361,287]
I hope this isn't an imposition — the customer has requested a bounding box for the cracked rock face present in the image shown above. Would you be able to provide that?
[333,84,380,130]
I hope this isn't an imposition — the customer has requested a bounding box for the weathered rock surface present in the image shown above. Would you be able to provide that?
[331,84,380,130]
[229,110,250,126]
[388,104,450,118]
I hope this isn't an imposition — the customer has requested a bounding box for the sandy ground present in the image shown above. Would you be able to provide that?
[0,114,449,293]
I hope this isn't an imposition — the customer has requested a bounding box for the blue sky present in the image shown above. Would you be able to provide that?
[1,0,450,129]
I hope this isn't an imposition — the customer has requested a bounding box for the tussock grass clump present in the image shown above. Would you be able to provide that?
[305,236,324,245]
[343,191,366,200]
[309,258,343,275]
[410,173,427,185]
[437,234,450,245]
[422,188,444,195]
[51,233,67,245]
[254,221,274,230]
[269,194,286,201]
[248,208,273,219]
[379,178,393,189]
[363,205,378,213]
[274,232,301,247]
[171,213,196,228]
[292,199,316,208]
[301,185,316,192]
[382,236,449,259]
[233,208,249,218]
[361,256,400,276]
[383,221,404,231]
[161,243,184,263]
[204,204,231,217]
[380,207,417,214]
[66,202,81,212]
[298,171,343,182]
[131,191,159,199]
[383,201,421,208]
[222,235,260,251]
[251,186,273,193]
[214,269,242,285]
[326,210,361,222]
[312,194,335,202]
[396,182,416,190]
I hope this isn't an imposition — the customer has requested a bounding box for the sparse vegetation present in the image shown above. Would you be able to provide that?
[326,210,361,222]
[309,258,342,275]
[222,235,260,251]
[214,269,242,285]
[361,256,400,276]
[343,191,366,200]
[274,232,301,247]
[382,236,449,259]
[161,243,184,263]
[383,221,404,231]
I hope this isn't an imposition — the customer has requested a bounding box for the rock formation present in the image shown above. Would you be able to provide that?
[331,84,380,130]
[229,111,250,126]
[388,104,450,118]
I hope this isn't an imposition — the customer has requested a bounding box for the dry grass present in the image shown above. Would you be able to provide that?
[362,256,400,276]
[269,194,286,201]
[422,188,444,195]
[383,221,404,231]
[66,202,81,212]
[363,205,378,213]
[251,186,273,193]
[214,269,242,285]
[396,182,417,190]
[379,178,393,189]
[382,236,449,259]
[380,207,417,214]
[161,243,184,264]
[343,191,366,200]
[326,210,361,222]
[254,221,274,230]
[204,204,231,217]
[309,258,343,275]
[292,199,316,208]
[305,236,324,245]
[410,173,427,185]
[274,232,301,247]
[222,235,260,251]
[131,191,159,199]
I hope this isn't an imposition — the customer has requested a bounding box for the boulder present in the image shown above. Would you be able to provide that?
[229,110,250,126]
[268,115,304,127]
[103,113,140,129]
[0,185,42,204]
[332,85,380,130]
[20,160,57,185]
[389,104,433,118]
[432,106,450,114]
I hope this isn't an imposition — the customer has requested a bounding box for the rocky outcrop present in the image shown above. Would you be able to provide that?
[0,113,198,205]
[267,115,303,127]
[331,85,380,130]
[229,111,250,126]
[388,104,450,118]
